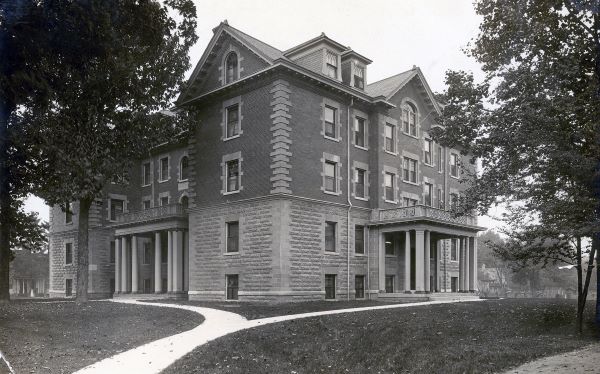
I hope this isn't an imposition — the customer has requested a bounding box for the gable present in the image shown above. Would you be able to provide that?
[389,77,440,132]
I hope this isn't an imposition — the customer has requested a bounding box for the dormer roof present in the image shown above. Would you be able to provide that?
[284,32,347,57]
[341,49,372,65]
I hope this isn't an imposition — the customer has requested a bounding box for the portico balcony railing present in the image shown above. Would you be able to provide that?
[114,203,187,225]
[373,204,478,227]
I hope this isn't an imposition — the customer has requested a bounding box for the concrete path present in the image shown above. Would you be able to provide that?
[503,343,600,374]
[74,298,483,374]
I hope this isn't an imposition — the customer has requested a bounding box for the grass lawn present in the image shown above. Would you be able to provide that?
[0,300,203,374]
[164,299,598,374]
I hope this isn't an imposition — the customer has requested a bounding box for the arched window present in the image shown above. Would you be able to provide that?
[179,156,189,181]
[225,52,238,84]
[401,102,418,137]
[180,195,189,209]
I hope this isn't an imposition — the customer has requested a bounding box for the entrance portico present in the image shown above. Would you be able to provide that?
[112,204,188,297]
[371,205,484,297]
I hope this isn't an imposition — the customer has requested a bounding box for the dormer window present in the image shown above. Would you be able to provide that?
[325,50,338,79]
[354,65,364,89]
[225,52,238,84]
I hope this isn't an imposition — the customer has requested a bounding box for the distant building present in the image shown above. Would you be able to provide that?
[48,22,485,301]
[9,251,49,297]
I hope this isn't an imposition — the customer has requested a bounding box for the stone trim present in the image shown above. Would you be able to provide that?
[221,151,244,195]
[401,151,421,186]
[157,154,171,183]
[320,152,343,196]
[222,214,243,255]
[382,165,399,204]
[400,191,420,206]
[221,96,244,141]
[352,160,370,201]
[320,97,342,142]
[400,97,421,139]
[380,114,398,155]
[218,43,244,86]
[269,79,293,194]
[322,214,342,254]
[351,108,369,150]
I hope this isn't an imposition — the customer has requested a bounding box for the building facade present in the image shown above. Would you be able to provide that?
[48,22,484,301]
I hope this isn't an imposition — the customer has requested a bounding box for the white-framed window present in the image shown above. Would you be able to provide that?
[355,275,365,299]
[109,198,124,221]
[225,104,240,139]
[355,225,365,255]
[424,182,433,206]
[225,51,238,84]
[325,221,337,252]
[179,156,189,181]
[437,188,445,209]
[324,105,337,139]
[65,242,73,265]
[142,162,151,186]
[384,172,395,202]
[159,195,169,206]
[321,153,342,196]
[402,157,418,184]
[353,65,364,89]
[450,153,459,178]
[402,103,418,137]
[226,274,239,300]
[324,161,337,193]
[143,199,151,210]
[159,156,169,182]
[226,159,240,193]
[384,123,396,153]
[226,221,239,253]
[424,139,433,166]
[403,197,418,207]
[437,146,443,173]
[325,274,336,299]
[355,168,367,199]
[325,50,338,79]
[354,116,367,148]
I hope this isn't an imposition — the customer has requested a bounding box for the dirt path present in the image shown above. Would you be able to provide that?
[503,343,600,373]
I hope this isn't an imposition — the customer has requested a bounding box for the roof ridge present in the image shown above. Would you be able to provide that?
[366,68,416,87]
[223,23,284,55]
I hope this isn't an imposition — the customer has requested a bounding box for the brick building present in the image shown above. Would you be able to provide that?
[48,21,485,301]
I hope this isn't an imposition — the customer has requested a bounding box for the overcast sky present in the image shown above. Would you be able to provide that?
[24,0,503,230]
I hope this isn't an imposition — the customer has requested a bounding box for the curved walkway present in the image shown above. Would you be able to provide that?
[74,298,483,374]
[503,343,600,374]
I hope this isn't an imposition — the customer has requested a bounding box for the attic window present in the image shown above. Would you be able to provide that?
[325,51,338,79]
[354,65,364,89]
[225,52,238,84]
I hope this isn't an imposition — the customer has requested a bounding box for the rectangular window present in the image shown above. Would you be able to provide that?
[325,51,338,79]
[65,202,73,224]
[324,161,337,193]
[226,159,240,193]
[109,241,115,264]
[424,182,433,206]
[143,242,152,265]
[354,66,364,89]
[65,279,73,297]
[403,197,417,207]
[355,168,366,199]
[325,274,336,299]
[403,157,417,183]
[354,117,366,148]
[437,188,444,209]
[355,275,365,299]
[384,233,394,255]
[450,193,459,210]
[226,104,240,139]
[384,123,395,153]
[384,172,395,202]
[159,157,169,182]
[159,196,169,206]
[451,276,458,292]
[110,199,124,221]
[65,243,73,265]
[325,221,336,252]
[451,239,458,261]
[424,139,433,165]
[355,225,365,255]
[143,199,151,210]
[324,106,337,138]
[226,221,239,253]
[437,146,443,172]
[409,111,417,136]
[226,274,239,300]
[385,275,394,293]
[450,153,459,177]
[142,162,151,186]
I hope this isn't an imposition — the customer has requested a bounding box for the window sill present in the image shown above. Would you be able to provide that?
[423,163,435,168]
[450,175,460,180]
[223,190,241,196]
[324,251,339,255]
[401,180,420,186]
[385,254,397,258]
[178,179,189,183]
[141,183,151,188]
[224,252,240,256]
[158,179,170,184]
[384,199,398,204]
[324,135,340,142]
[223,134,241,142]
[323,190,341,196]
[383,150,398,156]
[354,196,369,201]
[402,132,419,139]
[354,145,368,151]
[354,253,366,257]
[65,222,73,226]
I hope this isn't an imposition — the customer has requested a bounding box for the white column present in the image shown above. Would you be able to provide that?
[470,236,478,292]
[155,232,162,293]
[458,238,464,292]
[424,231,431,292]
[173,230,183,292]
[167,230,173,292]
[464,236,470,292]
[378,231,385,292]
[131,235,138,293]
[435,240,441,292]
[183,230,189,292]
[415,230,425,292]
[404,231,411,292]
[115,237,121,293]
[121,236,128,293]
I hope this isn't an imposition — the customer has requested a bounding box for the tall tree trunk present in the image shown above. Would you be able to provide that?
[576,236,584,333]
[75,197,92,303]
[0,97,13,302]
